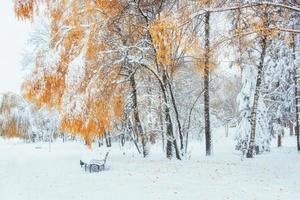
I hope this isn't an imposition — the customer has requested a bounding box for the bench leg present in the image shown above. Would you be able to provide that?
[100,165,104,171]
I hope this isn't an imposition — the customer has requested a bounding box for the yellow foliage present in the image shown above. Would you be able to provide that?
[113,94,124,121]
[149,16,178,66]
[93,0,122,16]
[64,27,85,51]
[18,0,127,145]
[14,0,34,20]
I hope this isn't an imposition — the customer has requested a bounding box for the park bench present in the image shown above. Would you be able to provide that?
[80,151,110,173]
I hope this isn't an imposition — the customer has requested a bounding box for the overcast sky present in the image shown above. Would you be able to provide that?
[0,1,31,94]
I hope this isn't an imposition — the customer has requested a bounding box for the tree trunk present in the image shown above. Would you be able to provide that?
[121,134,125,146]
[98,135,103,147]
[165,107,181,160]
[104,131,112,147]
[277,134,282,147]
[61,133,65,143]
[204,11,212,156]
[246,34,268,158]
[165,72,184,153]
[159,94,165,151]
[162,71,181,160]
[289,121,294,136]
[130,73,148,157]
[225,124,229,138]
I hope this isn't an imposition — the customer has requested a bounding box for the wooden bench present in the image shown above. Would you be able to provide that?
[80,151,110,173]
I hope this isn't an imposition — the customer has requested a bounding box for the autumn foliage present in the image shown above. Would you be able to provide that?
[14,0,34,20]
[16,0,126,145]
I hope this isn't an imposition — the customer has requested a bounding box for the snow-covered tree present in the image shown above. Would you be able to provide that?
[0,93,32,139]
[263,38,294,144]
[0,92,60,142]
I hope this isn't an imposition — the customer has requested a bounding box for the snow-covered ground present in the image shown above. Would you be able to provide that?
[0,128,300,200]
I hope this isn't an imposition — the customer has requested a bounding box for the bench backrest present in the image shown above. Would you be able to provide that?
[88,151,110,166]
[103,151,110,164]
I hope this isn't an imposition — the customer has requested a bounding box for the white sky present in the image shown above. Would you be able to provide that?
[0,0,31,94]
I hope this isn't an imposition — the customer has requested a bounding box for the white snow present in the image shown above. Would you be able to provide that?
[0,128,300,200]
